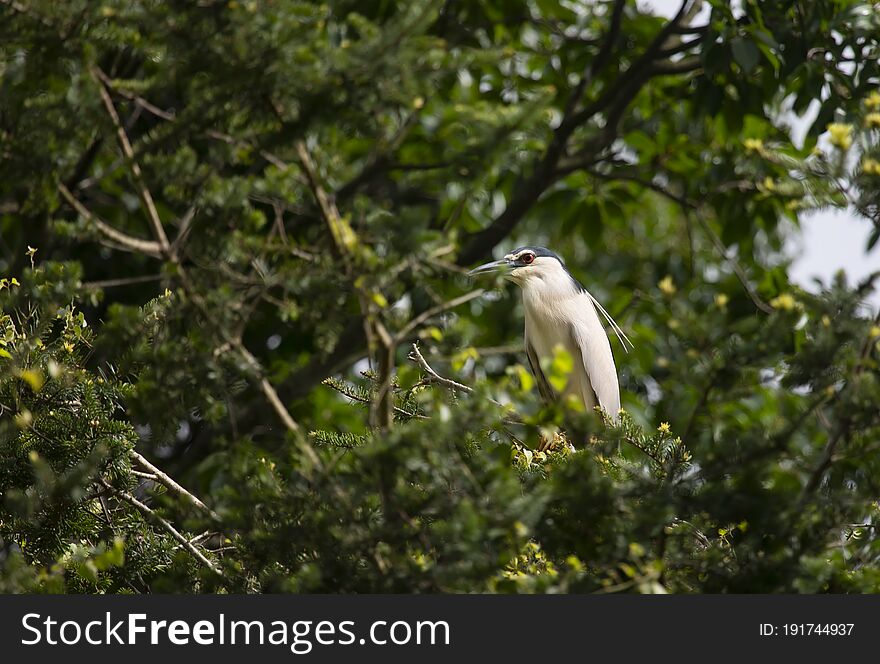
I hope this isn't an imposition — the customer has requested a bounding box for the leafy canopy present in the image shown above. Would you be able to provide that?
[1,0,879,593]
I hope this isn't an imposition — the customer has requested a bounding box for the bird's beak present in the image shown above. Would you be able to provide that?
[467,258,510,277]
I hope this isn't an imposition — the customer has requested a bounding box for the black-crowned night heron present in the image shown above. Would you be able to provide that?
[468,246,632,420]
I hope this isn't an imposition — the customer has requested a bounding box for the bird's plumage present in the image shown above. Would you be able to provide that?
[468,246,628,420]
[519,261,619,416]
[524,336,555,403]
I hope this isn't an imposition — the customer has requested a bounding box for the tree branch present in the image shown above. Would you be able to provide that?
[560,0,627,123]
[89,72,310,452]
[689,210,774,314]
[457,0,699,266]
[323,377,424,420]
[294,140,354,258]
[650,56,703,75]
[570,170,774,315]
[408,343,473,393]
[394,289,485,342]
[130,450,220,521]
[92,66,172,253]
[294,139,397,429]
[57,182,163,258]
[92,67,177,121]
[83,274,164,289]
[100,479,223,577]
[568,0,695,128]
[93,69,294,177]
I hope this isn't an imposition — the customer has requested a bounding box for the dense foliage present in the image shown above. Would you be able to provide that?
[1,0,879,593]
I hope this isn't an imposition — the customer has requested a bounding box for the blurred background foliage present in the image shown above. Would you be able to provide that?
[1,0,879,593]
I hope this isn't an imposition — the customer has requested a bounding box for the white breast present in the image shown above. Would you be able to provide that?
[523,292,574,361]
[521,277,620,416]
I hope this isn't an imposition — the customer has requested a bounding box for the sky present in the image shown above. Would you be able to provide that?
[642,0,879,310]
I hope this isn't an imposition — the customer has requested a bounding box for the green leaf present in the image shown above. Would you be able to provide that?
[731,38,760,74]
[18,369,44,392]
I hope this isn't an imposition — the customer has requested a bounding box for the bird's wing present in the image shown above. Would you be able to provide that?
[568,300,621,418]
[524,333,556,404]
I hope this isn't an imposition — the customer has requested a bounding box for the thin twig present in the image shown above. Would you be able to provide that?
[206,129,292,172]
[295,138,397,429]
[173,266,313,457]
[92,67,177,121]
[324,378,424,420]
[408,343,474,393]
[71,68,312,468]
[395,289,485,341]
[294,140,351,257]
[130,450,221,521]
[235,343,306,437]
[188,531,214,545]
[405,345,523,424]
[93,68,291,176]
[83,274,163,289]
[92,66,172,253]
[100,479,223,577]
[292,139,394,420]
[57,182,163,258]
[171,205,198,254]
[94,75,309,450]
[689,210,774,314]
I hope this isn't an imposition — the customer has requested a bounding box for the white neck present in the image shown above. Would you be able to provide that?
[514,259,580,302]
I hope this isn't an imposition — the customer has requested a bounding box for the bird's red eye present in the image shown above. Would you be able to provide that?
[521,253,535,265]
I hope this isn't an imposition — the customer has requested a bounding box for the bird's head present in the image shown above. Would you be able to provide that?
[467,246,568,287]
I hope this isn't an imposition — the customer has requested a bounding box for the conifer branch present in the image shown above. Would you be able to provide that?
[408,343,474,393]
[92,66,172,254]
[130,450,221,521]
[322,377,422,420]
[311,430,371,449]
[64,85,312,458]
[294,137,396,429]
[57,182,163,258]
[99,479,223,577]
[407,343,521,421]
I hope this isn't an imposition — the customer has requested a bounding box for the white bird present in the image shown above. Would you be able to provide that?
[468,246,632,420]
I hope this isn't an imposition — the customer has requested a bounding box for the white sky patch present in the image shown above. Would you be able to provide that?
[786,209,879,309]
[642,0,717,22]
